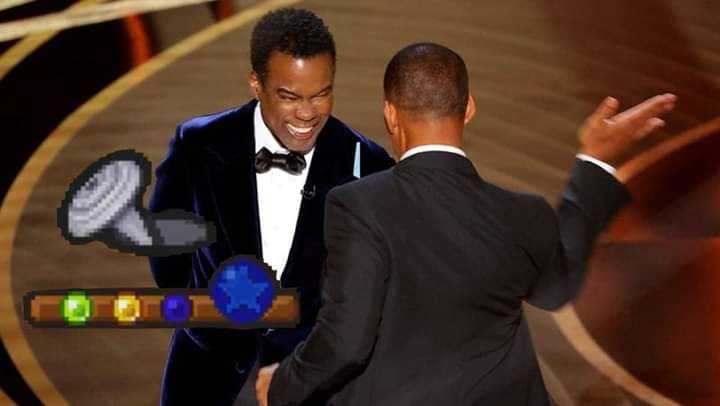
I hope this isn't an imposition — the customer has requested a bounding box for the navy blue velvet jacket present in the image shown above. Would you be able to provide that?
[148,99,394,360]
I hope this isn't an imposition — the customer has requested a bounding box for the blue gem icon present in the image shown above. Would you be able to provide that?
[209,257,276,324]
[162,295,191,323]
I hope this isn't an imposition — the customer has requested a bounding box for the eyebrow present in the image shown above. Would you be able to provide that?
[277,85,333,98]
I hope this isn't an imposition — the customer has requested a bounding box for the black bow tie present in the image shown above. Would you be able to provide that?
[254,147,307,175]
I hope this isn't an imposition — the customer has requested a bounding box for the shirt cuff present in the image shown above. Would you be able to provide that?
[575,153,616,175]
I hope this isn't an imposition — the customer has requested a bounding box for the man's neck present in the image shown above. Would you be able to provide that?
[400,114,464,151]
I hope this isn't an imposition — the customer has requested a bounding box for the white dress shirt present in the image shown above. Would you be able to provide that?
[400,144,615,175]
[400,144,466,160]
[254,103,315,281]
[574,153,616,175]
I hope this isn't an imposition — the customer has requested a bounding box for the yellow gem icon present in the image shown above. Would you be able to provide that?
[114,294,140,322]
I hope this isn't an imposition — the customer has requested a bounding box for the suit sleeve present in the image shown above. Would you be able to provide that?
[525,159,631,310]
[147,127,194,288]
[268,188,390,405]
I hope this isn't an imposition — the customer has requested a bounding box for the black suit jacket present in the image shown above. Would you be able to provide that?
[148,100,394,360]
[269,152,630,405]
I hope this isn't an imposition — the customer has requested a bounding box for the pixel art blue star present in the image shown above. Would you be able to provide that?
[209,257,276,323]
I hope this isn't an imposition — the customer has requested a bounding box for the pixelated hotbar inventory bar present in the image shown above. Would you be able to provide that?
[23,256,299,328]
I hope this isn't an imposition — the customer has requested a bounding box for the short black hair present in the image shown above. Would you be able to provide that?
[251,8,336,82]
[384,43,469,118]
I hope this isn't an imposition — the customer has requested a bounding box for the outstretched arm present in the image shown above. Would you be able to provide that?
[526,94,676,310]
[525,160,629,310]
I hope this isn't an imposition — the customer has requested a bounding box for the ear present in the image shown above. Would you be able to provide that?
[464,94,477,125]
[384,100,405,160]
[383,100,398,136]
[249,70,262,99]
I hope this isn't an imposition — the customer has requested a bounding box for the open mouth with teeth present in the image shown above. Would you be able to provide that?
[287,123,316,140]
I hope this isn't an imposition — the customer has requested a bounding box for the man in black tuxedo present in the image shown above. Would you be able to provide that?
[148,9,394,405]
[255,43,676,405]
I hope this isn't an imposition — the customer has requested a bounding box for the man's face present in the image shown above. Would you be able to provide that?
[250,51,335,153]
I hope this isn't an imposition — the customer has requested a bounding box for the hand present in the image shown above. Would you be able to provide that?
[255,363,279,406]
[578,93,677,168]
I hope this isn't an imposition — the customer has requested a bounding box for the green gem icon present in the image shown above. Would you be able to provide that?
[61,292,91,324]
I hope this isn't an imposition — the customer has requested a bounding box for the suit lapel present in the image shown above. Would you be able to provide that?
[202,101,262,262]
[281,119,353,286]
[201,109,357,286]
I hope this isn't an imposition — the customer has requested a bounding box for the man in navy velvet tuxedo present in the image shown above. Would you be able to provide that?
[148,8,394,405]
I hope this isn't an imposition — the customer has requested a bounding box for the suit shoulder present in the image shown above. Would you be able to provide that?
[327,117,393,164]
[486,183,557,247]
[484,181,548,209]
[325,170,394,239]
[328,168,394,206]
[327,117,379,150]
[175,100,256,144]
[168,102,256,164]
[176,107,243,141]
